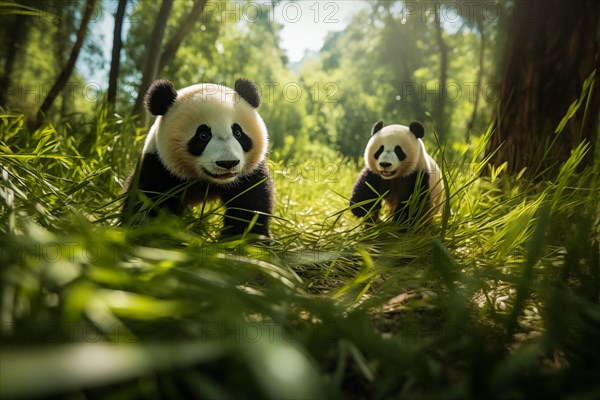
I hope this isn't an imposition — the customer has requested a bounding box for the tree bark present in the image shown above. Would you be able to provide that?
[486,0,600,178]
[158,0,207,74]
[34,0,97,127]
[56,4,75,117]
[0,15,29,108]
[131,0,174,123]
[433,8,449,142]
[466,13,485,141]
[107,0,128,106]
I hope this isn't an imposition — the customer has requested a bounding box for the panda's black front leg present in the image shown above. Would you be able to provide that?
[392,171,431,227]
[219,161,274,237]
[350,168,389,220]
[122,152,188,224]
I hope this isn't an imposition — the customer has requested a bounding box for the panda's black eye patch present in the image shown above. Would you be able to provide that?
[195,124,211,140]
[394,145,406,161]
[232,123,253,152]
[188,124,212,156]
[233,127,242,139]
[374,145,384,160]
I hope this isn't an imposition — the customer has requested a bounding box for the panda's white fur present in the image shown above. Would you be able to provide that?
[364,123,444,214]
[142,83,268,184]
[350,121,444,226]
[123,79,274,237]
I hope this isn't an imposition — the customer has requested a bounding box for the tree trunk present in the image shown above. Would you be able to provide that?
[107,0,128,106]
[0,15,29,108]
[466,14,485,141]
[34,0,97,127]
[158,0,207,74]
[131,0,174,123]
[433,8,448,142]
[486,0,600,178]
[56,3,75,117]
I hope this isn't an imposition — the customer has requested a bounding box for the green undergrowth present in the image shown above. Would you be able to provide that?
[1,109,599,400]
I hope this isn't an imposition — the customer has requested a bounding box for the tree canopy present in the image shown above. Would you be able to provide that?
[0,0,597,167]
[1,0,514,157]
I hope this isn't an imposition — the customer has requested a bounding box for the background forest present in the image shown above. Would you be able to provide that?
[1,1,599,399]
[2,0,510,156]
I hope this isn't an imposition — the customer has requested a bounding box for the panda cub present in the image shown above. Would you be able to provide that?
[122,78,273,237]
[350,121,444,227]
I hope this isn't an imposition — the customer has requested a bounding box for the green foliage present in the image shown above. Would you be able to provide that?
[1,0,101,118]
[293,5,502,157]
[1,104,599,399]
[0,107,141,225]
[121,0,222,90]
[4,0,503,157]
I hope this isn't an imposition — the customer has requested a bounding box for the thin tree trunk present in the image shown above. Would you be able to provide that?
[434,9,448,142]
[107,0,128,106]
[486,0,600,178]
[131,0,174,123]
[56,4,75,117]
[34,0,97,127]
[158,0,207,74]
[466,15,485,141]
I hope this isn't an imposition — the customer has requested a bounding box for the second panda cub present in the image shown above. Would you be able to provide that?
[350,121,444,227]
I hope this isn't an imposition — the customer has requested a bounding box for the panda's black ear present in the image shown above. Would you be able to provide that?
[144,80,177,116]
[409,121,425,139]
[235,78,261,108]
[371,120,384,136]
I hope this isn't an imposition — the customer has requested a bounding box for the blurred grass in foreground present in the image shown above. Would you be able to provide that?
[1,108,599,399]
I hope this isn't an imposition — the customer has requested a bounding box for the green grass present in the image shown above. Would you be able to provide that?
[1,107,599,400]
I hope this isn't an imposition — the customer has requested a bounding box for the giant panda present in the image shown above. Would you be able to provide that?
[350,121,444,227]
[122,78,273,238]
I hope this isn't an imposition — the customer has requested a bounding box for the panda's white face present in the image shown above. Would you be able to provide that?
[365,124,421,180]
[150,83,268,184]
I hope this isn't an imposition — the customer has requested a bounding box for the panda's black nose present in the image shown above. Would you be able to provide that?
[216,160,240,170]
[379,162,392,168]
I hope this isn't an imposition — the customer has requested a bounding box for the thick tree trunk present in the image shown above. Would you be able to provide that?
[131,0,174,123]
[107,0,128,106]
[158,0,207,74]
[0,15,29,108]
[34,0,97,127]
[486,0,600,178]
